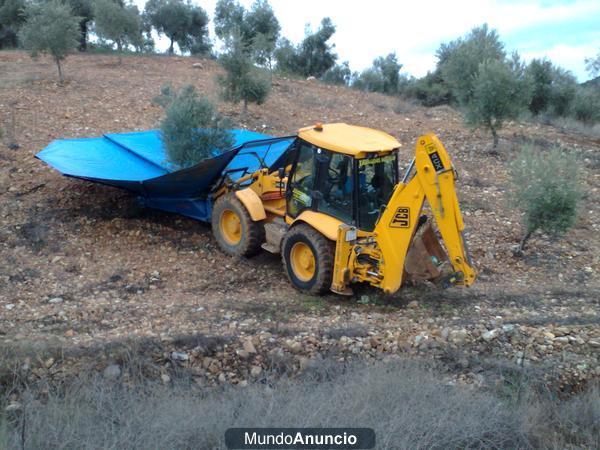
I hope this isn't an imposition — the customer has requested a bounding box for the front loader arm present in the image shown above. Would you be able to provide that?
[374,134,476,293]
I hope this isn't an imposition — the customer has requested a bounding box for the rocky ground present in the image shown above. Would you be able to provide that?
[0,51,598,393]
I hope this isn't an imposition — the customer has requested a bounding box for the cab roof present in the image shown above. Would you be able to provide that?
[297,123,400,157]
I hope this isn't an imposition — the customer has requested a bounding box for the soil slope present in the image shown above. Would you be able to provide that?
[1,52,598,390]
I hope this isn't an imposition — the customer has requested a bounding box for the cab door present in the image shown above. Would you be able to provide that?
[286,141,318,218]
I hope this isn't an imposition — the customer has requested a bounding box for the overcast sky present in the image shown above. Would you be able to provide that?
[135,0,600,81]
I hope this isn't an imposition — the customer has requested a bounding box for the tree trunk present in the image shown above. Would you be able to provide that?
[491,127,499,149]
[117,40,122,65]
[242,99,248,117]
[55,57,64,85]
[78,20,88,51]
[168,38,174,54]
[518,230,533,253]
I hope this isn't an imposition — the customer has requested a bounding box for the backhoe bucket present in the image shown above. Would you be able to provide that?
[403,222,454,286]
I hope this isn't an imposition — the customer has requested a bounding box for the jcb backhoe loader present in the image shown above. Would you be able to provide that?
[210,123,476,295]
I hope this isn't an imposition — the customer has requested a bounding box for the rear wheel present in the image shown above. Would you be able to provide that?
[282,224,334,294]
[212,193,264,257]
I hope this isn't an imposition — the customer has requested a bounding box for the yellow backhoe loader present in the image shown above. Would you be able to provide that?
[210,123,476,295]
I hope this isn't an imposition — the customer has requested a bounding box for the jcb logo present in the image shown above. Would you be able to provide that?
[390,207,410,228]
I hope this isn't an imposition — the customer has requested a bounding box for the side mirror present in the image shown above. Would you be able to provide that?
[277,167,285,179]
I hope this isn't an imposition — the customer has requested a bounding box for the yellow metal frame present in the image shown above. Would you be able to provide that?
[214,129,476,295]
[373,133,476,293]
[288,211,343,241]
[235,188,266,221]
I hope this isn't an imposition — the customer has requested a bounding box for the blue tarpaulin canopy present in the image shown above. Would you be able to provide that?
[36,129,295,221]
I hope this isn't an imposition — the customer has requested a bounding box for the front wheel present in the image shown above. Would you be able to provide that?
[281,224,334,295]
[212,193,264,257]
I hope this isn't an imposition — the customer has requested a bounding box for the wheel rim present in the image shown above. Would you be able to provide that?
[219,209,242,245]
[290,242,316,282]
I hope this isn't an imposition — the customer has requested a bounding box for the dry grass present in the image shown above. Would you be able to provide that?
[1,359,598,450]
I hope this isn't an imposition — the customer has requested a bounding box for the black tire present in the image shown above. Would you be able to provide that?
[281,224,334,295]
[212,193,264,257]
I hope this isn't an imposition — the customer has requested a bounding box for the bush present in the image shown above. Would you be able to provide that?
[402,72,452,106]
[2,359,599,449]
[155,85,234,168]
[510,145,581,251]
[571,86,600,124]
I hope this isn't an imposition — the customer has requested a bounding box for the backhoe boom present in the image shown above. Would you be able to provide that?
[373,134,476,293]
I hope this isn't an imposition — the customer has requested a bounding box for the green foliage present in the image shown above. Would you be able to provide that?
[144,0,210,55]
[218,32,271,112]
[65,0,94,50]
[547,68,577,117]
[525,58,554,115]
[93,0,142,55]
[353,52,402,94]
[465,59,530,147]
[571,86,600,124]
[214,0,245,41]
[18,0,81,83]
[510,145,581,247]
[585,49,600,77]
[246,0,279,65]
[437,24,505,105]
[272,37,296,74]
[525,59,578,119]
[402,71,452,106]
[0,0,26,48]
[275,17,337,78]
[155,85,234,168]
[214,0,279,67]
[321,61,351,86]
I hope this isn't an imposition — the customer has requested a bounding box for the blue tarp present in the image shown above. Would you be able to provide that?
[36,129,295,221]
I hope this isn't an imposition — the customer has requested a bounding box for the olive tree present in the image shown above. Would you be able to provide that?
[144,0,210,55]
[19,1,81,84]
[353,53,403,94]
[275,17,337,78]
[437,24,505,105]
[154,85,234,168]
[0,0,26,48]
[465,58,530,148]
[218,32,271,115]
[510,145,581,252]
[214,0,280,68]
[66,0,94,51]
[93,0,142,63]
[321,61,351,86]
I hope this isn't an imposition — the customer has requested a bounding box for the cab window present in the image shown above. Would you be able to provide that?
[287,142,316,217]
[357,154,397,231]
[318,151,353,224]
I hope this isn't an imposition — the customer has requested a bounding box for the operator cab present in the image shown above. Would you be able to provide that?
[284,123,400,231]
